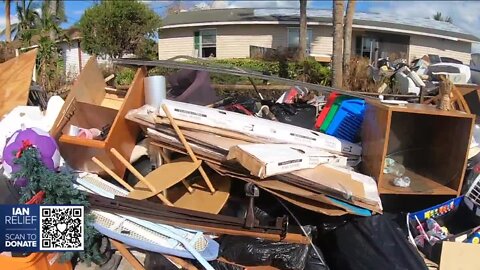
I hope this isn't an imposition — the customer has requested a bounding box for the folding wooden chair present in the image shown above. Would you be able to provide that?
[92,104,230,214]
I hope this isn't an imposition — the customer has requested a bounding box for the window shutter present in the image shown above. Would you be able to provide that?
[194,31,200,49]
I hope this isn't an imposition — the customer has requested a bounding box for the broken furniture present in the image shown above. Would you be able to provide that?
[126,104,382,216]
[93,104,230,214]
[455,84,480,117]
[0,49,38,118]
[88,194,308,244]
[361,100,475,195]
[423,85,471,113]
[52,57,144,177]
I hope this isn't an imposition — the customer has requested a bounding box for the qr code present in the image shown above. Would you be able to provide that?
[39,206,84,251]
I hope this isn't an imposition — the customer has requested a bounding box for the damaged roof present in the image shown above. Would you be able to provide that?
[161,8,480,43]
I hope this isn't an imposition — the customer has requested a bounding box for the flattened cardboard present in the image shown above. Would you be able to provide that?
[439,242,480,270]
[146,126,382,213]
[158,100,362,156]
[227,143,347,178]
[0,49,37,118]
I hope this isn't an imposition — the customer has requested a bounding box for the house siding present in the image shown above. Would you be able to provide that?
[158,27,195,60]
[158,24,335,59]
[60,41,112,80]
[310,26,333,56]
[158,25,472,63]
[216,25,285,58]
[409,35,471,64]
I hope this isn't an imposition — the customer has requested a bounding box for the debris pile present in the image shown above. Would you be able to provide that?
[0,52,479,270]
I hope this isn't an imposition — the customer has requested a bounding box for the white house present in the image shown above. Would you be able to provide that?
[159,8,480,64]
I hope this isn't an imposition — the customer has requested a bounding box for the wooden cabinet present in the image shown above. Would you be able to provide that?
[53,58,145,177]
[361,100,475,195]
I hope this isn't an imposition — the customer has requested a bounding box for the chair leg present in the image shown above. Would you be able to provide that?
[110,239,145,270]
[92,157,134,192]
[109,148,174,206]
[163,255,198,270]
[161,104,216,194]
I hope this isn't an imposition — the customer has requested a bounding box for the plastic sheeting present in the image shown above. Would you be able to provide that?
[319,215,428,270]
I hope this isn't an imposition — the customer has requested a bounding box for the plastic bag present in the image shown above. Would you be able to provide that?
[318,215,428,270]
[219,226,328,270]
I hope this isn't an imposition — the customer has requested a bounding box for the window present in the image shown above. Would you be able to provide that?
[287,28,313,53]
[194,29,217,58]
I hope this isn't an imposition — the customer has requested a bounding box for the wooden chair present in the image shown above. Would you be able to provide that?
[92,104,230,214]
[423,85,471,113]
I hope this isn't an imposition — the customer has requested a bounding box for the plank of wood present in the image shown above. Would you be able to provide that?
[110,239,145,270]
[106,67,146,178]
[0,49,37,117]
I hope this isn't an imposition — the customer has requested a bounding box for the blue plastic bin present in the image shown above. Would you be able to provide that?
[326,99,366,142]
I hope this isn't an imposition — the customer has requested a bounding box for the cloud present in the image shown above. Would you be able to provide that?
[367,1,480,53]
[226,0,300,8]
[0,15,19,32]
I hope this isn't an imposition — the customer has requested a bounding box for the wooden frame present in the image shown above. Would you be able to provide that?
[361,100,475,196]
[0,49,38,117]
[54,57,145,177]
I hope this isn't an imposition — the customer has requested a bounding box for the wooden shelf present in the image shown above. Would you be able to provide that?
[379,169,458,195]
[361,99,474,196]
[368,100,474,119]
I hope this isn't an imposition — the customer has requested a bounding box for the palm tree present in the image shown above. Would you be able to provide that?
[343,0,355,88]
[433,11,452,23]
[332,0,344,88]
[4,0,11,42]
[0,0,39,42]
[298,0,307,61]
[43,0,66,40]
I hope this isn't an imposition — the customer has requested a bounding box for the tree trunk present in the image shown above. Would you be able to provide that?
[5,0,11,42]
[49,0,58,40]
[343,0,356,88]
[298,0,307,62]
[332,0,344,88]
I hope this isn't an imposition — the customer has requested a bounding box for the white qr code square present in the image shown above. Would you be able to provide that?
[39,206,84,251]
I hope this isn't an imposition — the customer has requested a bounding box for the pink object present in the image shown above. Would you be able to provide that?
[77,128,102,140]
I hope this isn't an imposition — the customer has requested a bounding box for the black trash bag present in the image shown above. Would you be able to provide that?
[304,245,330,270]
[261,101,317,129]
[211,260,244,270]
[219,226,328,270]
[144,252,179,270]
[318,215,428,270]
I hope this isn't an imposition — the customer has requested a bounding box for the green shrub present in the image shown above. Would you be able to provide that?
[147,58,331,86]
[115,67,136,86]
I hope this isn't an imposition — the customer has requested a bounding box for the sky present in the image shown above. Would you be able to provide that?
[0,0,479,52]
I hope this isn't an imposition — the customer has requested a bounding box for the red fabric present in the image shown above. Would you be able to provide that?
[26,191,45,205]
[15,140,33,158]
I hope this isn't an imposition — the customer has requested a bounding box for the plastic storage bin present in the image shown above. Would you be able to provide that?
[319,96,351,132]
[0,252,72,270]
[326,98,366,142]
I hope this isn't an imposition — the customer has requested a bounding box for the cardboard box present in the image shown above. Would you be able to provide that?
[159,100,362,156]
[439,241,480,270]
[227,143,348,178]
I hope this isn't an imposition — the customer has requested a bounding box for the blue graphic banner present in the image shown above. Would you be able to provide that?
[0,204,40,252]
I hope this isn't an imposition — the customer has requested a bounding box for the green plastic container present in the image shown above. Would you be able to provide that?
[320,96,351,132]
